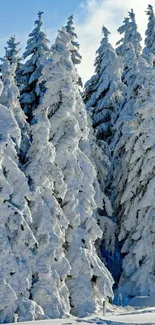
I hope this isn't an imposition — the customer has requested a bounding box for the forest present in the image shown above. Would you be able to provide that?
[0,3,155,323]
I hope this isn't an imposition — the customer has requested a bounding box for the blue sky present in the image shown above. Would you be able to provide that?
[0,0,153,82]
[0,0,81,36]
[0,0,87,76]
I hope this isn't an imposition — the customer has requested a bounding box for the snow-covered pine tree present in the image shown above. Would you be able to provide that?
[112,11,144,210]
[25,104,71,318]
[117,9,142,56]
[111,13,142,185]
[116,9,142,86]
[4,35,21,65]
[113,54,155,300]
[0,79,46,322]
[65,15,82,65]
[0,82,17,323]
[84,26,125,283]
[110,45,139,209]
[111,10,143,203]
[111,11,155,299]
[100,11,144,293]
[143,4,155,65]
[39,27,114,317]
[84,26,125,142]
[4,35,22,87]
[18,11,49,122]
[0,60,30,162]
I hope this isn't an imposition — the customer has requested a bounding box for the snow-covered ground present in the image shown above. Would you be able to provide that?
[10,306,155,325]
[102,307,155,323]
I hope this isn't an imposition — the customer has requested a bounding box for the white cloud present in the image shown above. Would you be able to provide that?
[75,0,155,84]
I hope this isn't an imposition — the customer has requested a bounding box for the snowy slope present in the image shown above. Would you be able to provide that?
[9,307,155,324]
[103,307,155,323]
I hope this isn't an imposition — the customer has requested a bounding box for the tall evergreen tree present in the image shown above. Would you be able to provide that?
[39,27,114,317]
[111,12,155,298]
[25,105,71,318]
[0,79,17,323]
[111,10,143,188]
[113,54,155,300]
[143,4,155,65]
[18,11,49,122]
[84,26,125,283]
[112,11,144,208]
[0,80,46,322]
[84,26,125,141]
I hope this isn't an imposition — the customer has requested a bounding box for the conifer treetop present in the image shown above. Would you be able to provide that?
[4,35,21,64]
[65,15,82,65]
[93,25,113,75]
[38,10,44,20]
[23,11,49,60]
[84,24,125,141]
[116,9,142,56]
[102,25,110,42]
[143,4,155,64]
[65,15,76,37]
[19,11,50,121]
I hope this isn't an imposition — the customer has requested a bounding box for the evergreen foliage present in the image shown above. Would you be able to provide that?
[1,4,155,320]
[143,4,155,65]
[18,11,49,122]
[113,53,155,299]
[25,103,71,318]
[116,9,142,57]
[116,10,142,87]
[39,27,114,317]
[0,60,30,161]
[84,26,125,141]
[111,10,155,299]
[0,79,46,322]
[4,36,21,65]
[84,25,125,283]
[65,15,82,65]
[4,35,21,86]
